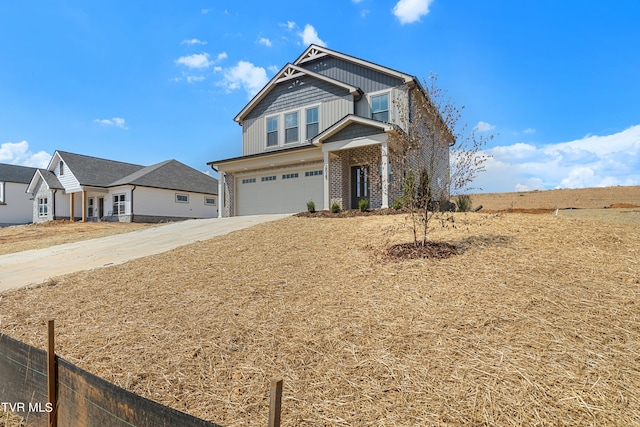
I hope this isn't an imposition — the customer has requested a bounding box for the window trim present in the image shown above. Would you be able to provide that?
[38,197,48,217]
[204,197,216,206]
[59,161,64,176]
[266,116,278,147]
[175,193,189,204]
[112,193,126,216]
[306,106,319,140]
[284,111,299,144]
[369,90,390,122]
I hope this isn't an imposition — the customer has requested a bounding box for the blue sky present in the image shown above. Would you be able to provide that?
[1,0,639,193]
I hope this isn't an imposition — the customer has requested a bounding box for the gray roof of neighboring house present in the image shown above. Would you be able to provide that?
[57,151,145,187]
[111,159,218,194]
[0,163,38,184]
[37,169,64,190]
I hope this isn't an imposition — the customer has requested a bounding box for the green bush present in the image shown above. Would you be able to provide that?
[330,201,340,213]
[392,198,404,210]
[456,194,472,212]
[306,200,316,213]
[358,198,369,212]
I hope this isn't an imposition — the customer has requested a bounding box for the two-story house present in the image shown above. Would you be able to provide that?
[208,44,451,217]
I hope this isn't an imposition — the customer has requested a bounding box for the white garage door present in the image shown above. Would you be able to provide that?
[236,166,324,215]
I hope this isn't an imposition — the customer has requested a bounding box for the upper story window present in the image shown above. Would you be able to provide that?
[59,161,65,176]
[285,112,299,143]
[306,107,319,139]
[371,93,389,122]
[267,117,278,147]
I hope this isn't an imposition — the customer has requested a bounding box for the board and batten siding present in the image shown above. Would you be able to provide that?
[242,76,354,156]
[301,56,404,96]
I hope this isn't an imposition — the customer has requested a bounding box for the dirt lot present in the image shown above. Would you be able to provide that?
[1,207,639,426]
[0,221,153,255]
[470,185,640,210]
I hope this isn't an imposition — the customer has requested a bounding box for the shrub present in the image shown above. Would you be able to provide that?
[392,198,404,210]
[306,200,316,213]
[456,194,472,212]
[358,198,369,212]
[330,201,340,213]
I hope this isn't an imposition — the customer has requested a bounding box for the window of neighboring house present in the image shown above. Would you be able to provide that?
[371,93,389,122]
[205,197,216,205]
[59,161,64,176]
[305,170,323,177]
[267,117,278,147]
[282,173,299,179]
[306,107,319,140]
[38,197,48,216]
[285,112,298,143]
[242,178,256,184]
[113,194,126,215]
[261,176,276,182]
[0,181,5,203]
[176,194,189,203]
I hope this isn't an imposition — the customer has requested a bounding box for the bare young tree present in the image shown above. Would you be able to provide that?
[391,74,492,247]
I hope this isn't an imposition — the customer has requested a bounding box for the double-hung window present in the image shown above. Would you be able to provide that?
[371,93,389,122]
[113,194,126,215]
[285,112,298,143]
[306,107,319,139]
[267,117,278,147]
[38,197,48,216]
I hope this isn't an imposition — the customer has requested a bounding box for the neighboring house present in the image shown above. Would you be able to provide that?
[208,44,452,217]
[0,163,38,226]
[26,151,218,223]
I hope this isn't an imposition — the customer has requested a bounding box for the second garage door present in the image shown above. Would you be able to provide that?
[236,166,324,215]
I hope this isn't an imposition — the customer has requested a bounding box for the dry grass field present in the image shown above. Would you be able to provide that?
[470,185,640,210]
[1,206,639,426]
[0,221,153,255]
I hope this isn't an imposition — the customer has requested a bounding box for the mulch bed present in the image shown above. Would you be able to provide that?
[385,241,460,260]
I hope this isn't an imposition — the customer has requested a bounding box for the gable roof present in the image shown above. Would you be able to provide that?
[54,151,145,187]
[312,114,396,145]
[234,62,362,124]
[0,163,38,184]
[110,159,217,194]
[25,169,64,194]
[294,45,417,86]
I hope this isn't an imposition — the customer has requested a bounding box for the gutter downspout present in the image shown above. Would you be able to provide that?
[130,185,136,223]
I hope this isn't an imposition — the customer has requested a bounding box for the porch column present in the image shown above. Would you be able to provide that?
[81,190,87,222]
[69,193,75,222]
[323,151,330,211]
[381,141,389,209]
[218,172,224,218]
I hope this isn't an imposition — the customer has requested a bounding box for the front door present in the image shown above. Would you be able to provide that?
[351,165,369,209]
[98,197,104,219]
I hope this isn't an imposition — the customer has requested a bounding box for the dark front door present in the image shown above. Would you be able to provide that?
[351,165,369,209]
[98,197,104,219]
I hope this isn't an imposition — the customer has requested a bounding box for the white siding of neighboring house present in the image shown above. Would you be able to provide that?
[130,186,218,219]
[0,181,33,225]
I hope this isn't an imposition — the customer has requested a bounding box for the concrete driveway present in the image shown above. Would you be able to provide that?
[0,214,289,292]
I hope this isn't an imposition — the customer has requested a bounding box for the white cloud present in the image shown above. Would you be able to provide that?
[523,128,536,134]
[299,24,326,47]
[258,37,272,47]
[181,38,207,45]
[474,121,495,132]
[474,124,640,192]
[0,141,51,168]
[175,53,212,69]
[281,21,297,31]
[217,52,228,61]
[93,117,128,129]
[218,61,269,98]
[201,9,210,14]
[393,0,434,24]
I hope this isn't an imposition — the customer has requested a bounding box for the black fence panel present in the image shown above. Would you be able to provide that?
[0,334,49,426]
[57,358,223,427]
[1,333,223,427]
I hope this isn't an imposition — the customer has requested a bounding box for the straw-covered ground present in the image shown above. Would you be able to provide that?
[1,210,639,426]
